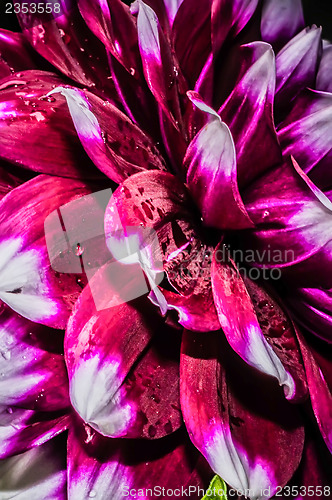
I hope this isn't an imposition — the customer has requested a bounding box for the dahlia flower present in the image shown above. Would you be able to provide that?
[0,0,331,499]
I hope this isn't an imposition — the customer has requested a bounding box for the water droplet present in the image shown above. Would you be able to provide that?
[150,394,160,403]
[7,407,13,414]
[37,26,45,42]
[40,95,56,103]
[173,66,179,77]
[76,277,84,289]
[263,210,269,218]
[129,67,136,76]
[75,243,84,256]
[58,29,71,44]
[88,490,96,498]
[84,424,95,444]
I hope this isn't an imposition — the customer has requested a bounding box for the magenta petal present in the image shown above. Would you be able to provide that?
[0,175,92,328]
[164,0,184,25]
[286,286,332,343]
[211,0,259,56]
[16,1,114,93]
[0,29,38,79]
[68,425,205,499]
[134,0,184,130]
[316,43,332,93]
[219,42,282,186]
[243,158,332,287]
[184,93,253,230]
[104,170,215,297]
[275,27,322,109]
[49,86,165,183]
[296,330,332,453]
[78,0,140,74]
[243,278,308,402]
[104,170,191,230]
[0,406,70,459]
[0,438,67,498]
[0,166,22,201]
[172,0,212,87]
[211,245,296,399]
[155,287,220,332]
[0,306,69,410]
[288,433,332,498]
[180,330,304,497]
[278,89,332,188]
[260,0,305,50]
[0,71,103,179]
[65,264,183,439]
[298,332,332,453]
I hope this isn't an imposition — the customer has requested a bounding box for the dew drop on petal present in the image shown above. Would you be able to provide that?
[88,490,96,498]
[75,243,84,256]
[84,424,95,444]
[129,67,136,76]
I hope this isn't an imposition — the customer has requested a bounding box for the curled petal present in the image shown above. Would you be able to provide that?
[49,86,165,183]
[275,27,322,110]
[180,330,304,499]
[316,43,332,93]
[0,175,92,328]
[260,0,305,50]
[0,438,67,500]
[184,93,253,230]
[0,71,102,179]
[68,425,205,499]
[211,246,296,399]
[212,0,259,56]
[219,42,282,186]
[278,89,332,189]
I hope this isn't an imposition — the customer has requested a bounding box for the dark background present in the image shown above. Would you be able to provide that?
[0,0,332,40]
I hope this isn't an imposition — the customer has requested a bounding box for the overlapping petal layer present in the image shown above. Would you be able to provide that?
[181,329,304,499]
[0,175,92,327]
[0,71,103,178]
